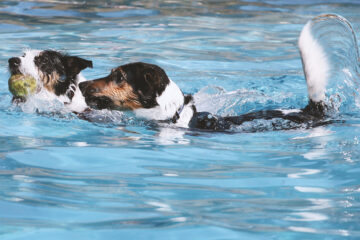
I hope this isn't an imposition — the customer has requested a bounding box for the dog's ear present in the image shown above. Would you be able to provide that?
[62,56,93,77]
[140,70,155,94]
[125,68,157,108]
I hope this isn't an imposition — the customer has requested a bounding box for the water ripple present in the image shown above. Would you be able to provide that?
[1,0,360,239]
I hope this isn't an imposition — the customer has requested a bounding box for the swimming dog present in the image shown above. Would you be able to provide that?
[79,62,326,131]
[8,14,356,131]
[80,14,358,131]
[8,50,92,112]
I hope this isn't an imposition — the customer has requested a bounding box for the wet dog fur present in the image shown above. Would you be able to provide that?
[8,50,92,111]
[79,62,328,131]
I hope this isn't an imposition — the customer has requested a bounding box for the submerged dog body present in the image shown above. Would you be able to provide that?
[79,62,328,130]
[8,49,93,112]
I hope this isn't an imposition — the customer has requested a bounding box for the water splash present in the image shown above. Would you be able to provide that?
[193,85,292,116]
[300,14,360,115]
[15,89,68,114]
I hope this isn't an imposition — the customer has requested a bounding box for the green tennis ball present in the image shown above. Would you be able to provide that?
[8,74,37,97]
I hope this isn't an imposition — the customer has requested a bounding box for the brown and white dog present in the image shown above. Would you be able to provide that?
[79,62,326,131]
[8,49,92,112]
[79,62,196,128]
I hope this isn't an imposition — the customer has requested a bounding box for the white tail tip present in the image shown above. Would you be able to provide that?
[298,21,330,103]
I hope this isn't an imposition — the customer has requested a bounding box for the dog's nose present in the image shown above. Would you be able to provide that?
[8,57,21,68]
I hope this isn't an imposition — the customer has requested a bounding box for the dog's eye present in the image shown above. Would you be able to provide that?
[59,75,66,82]
[113,73,124,83]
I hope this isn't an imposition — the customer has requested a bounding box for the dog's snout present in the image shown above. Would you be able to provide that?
[8,57,21,68]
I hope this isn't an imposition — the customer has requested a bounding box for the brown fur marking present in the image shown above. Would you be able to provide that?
[92,81,142,110]
[38,70,61,93]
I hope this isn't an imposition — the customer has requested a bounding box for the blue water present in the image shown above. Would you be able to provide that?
[1,1,360,239]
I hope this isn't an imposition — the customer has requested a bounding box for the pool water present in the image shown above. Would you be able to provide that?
[1,1,360,239]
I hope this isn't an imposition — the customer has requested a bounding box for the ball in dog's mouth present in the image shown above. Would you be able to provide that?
[8,74,37,98]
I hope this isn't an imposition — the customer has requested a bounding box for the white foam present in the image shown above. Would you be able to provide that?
[20,89,65,113]
[157,127,189,145]
[298,22,330,102]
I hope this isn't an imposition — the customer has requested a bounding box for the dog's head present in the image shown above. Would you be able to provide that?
[79,62,172,110]
[8,50,93,100]
[79,62,189,121]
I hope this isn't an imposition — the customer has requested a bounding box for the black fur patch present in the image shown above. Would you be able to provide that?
[189,107,326,131]
[8,57,21,75]
[184,95,193,105]
[121,62,170,108]
[191,112,231,130]
[34,50,92,96]
[86,96,115,110]
[302,100,327,118]
[34,51,65,76]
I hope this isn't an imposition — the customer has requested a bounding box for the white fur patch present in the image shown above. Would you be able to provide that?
[298,22,330,102]
[18,49,41,82]
[174,103,194,128]
[134,80,184,120]
[280,109,301,115]
[134,79,194,128]
[64,74,88,112]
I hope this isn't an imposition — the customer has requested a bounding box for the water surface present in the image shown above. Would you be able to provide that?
[1,1,360,239]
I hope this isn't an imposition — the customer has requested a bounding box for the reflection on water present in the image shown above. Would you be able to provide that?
[1,0,360,240]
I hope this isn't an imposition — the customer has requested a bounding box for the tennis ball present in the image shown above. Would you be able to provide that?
[8,74,37,97]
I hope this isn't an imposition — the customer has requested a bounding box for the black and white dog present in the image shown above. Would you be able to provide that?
[79,64,326,131]
[78,16,337,131]
[8,50,92,112]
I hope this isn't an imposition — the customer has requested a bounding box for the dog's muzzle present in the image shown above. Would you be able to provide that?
[79,81,112,109]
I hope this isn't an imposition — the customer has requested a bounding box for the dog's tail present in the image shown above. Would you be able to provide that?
[299,14,360,115]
